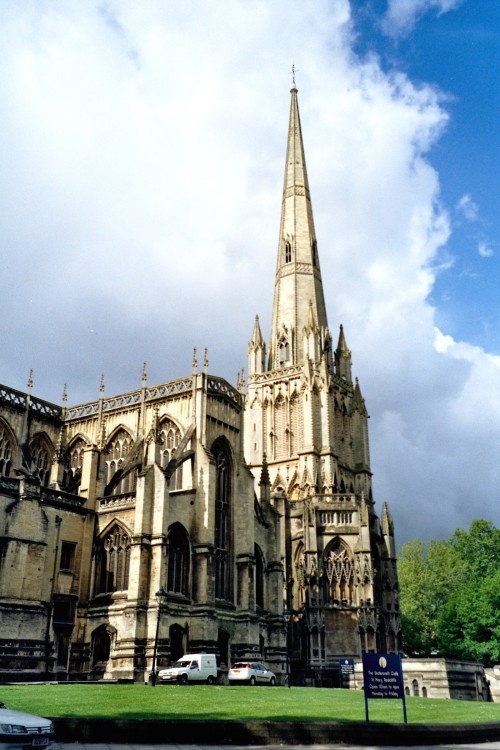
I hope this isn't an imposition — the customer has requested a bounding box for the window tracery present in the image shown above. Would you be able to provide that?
[30,436,52,486]
[0,422,14,477]
[64,438,86,493]
[167,523,190,596]
[105,429,135,495]
[161,419,182,489]
[323,539,354,604]
[94,525,131,595]
[213,439,232,601]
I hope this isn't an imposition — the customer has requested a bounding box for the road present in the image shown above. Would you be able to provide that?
[53,744,500,750]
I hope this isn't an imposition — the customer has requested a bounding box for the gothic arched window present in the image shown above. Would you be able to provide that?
[105,429,135,495]
[0,421,14,477]
[284,241,292,263]
[274,395,286,458]
[278,339,290,366]
[289,392,302,455]
[255,544,265,609]
[167,523,190,596]
[94,524,131,595]
[213,439,232,601]
[323,538,354,604]
[64,438,86,493]
[294,542,306,609]
[161,419,182,490]
[30,435,52,486]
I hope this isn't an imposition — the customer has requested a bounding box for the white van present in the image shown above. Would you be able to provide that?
[158,653,218,684]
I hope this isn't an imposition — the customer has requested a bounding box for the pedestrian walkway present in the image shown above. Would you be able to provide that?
[53,744,500,750]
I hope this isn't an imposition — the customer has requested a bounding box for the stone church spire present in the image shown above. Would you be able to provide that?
[268,85,330,370]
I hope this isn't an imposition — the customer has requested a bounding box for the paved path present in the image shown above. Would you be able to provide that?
[53,744,500,750]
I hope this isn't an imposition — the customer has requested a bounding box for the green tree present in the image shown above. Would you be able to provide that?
[398,538,463,656]
[436,568,500,666]
[450,519,500,581]
[398,520,499,664]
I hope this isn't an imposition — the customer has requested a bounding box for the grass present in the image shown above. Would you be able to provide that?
[1,684,500,725]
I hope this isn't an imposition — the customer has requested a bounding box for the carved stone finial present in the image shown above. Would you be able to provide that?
[99,373,105,396]
[192,348,197,373]
[27,369,34,394]
[142,362,147,385]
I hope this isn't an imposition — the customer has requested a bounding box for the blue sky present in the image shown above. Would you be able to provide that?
[0,0,498,544]
[353,0,499,351]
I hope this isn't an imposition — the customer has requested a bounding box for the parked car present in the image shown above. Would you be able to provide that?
[158,653,217,684]
[228,661,276,685]
[0,703,54,750]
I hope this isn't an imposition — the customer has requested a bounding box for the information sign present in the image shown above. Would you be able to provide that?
[339,658,355,675]
[361,653,407,723]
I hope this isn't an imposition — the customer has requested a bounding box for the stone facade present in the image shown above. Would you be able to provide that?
[0,86,401,684]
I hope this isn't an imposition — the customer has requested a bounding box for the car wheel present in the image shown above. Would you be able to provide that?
[250,675,256,685]
[206,675,214,685]
[179,674,188,685]
[269,677,276,686]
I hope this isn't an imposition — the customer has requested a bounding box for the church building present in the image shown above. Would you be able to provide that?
[0,86,401,684]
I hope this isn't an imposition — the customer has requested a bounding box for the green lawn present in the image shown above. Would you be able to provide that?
[1,684,500,725]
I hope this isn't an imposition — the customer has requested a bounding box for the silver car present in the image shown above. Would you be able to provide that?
[0,704,54,750]
[228,660,276,685]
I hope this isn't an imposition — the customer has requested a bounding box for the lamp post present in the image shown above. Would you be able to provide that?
[283,609,291,688]
[150,587,167,687]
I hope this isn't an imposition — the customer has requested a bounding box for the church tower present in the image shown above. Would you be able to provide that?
[245,85,401,682]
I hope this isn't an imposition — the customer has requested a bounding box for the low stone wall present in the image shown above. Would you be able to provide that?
[351,657,491,701]
[51,717,500,746]
[485,665,500,703]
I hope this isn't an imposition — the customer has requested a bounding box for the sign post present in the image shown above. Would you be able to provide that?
[361,653,407,723]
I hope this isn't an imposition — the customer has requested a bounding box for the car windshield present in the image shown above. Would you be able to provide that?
[173,659,191,668]
[232,662,251,668]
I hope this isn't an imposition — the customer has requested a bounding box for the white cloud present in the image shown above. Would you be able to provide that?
[382,0,463,37]
[456,193,479,221]
[0,0,498,544]
[478,242,493,258]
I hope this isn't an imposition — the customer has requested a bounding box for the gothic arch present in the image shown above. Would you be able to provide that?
[160,417,182,489]
[289,391,302,455]
[273,393,286,457]
[211,437,233,602]
[104,426,135,495]
[170,623,187,663]
[91,624,116,668]
[167,522,190,596]
[29,432,55,486]
[255,544,265,609]
[322,537,354,605]
[294,542,306,609]
[63,435,89,493]
[0,418,17,477]
[93,521,132,595]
